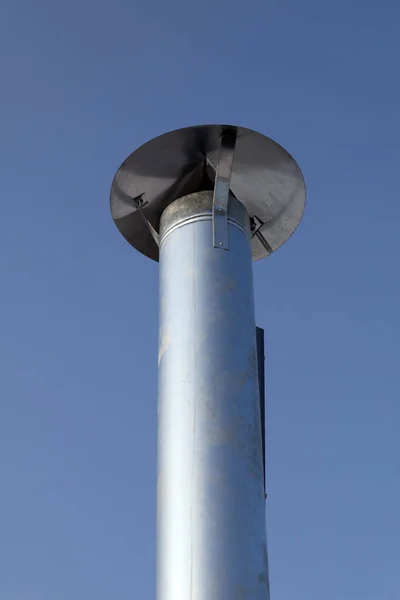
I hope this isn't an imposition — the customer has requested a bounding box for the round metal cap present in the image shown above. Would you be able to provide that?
[110,124,306,261]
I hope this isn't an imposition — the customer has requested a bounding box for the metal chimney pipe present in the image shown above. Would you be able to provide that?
[110,124,306,600]
[157,191,269,599]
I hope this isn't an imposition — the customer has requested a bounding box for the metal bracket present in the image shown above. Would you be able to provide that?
[129,194,160,247]
[256,326,267,497]
[251,215,273,254]
[212,128,237,250]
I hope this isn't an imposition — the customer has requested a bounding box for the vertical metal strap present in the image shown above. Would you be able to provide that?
[212,128,237,250]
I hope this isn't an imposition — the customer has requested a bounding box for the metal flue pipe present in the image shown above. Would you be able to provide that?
[156,191,269,599]
[110,124,306,600]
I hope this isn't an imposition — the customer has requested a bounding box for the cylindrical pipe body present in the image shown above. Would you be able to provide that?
[157,191,269,600]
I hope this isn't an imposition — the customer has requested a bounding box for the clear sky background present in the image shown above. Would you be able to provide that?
[1,0,400,598]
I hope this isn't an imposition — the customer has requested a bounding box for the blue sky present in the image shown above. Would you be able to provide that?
[1,0,400,598]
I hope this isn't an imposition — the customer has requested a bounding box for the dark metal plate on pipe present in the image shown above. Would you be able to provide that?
[110,124,306,261]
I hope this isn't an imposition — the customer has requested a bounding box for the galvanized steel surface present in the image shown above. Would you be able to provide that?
[160,190,250,243]
[157,191,269,600]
